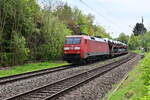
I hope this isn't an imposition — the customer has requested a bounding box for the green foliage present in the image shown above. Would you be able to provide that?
[140,53,150,85]
[0,0,110,67]
[94,25,111,38]
[117,33,129,44]
[0,0,72,66]
[128,35,141,50]
[142,32,150,50]
[139,52,150,99]
[54,3,73,22]
[38,14,71,60]
[133,23,147,36]
[128,32,150,50]
[0,61,68,77]
[0,0,38,66]
[76,14,89,35]
[0,32,29,66]
[11,32,30,65]
[0,0,37,36]
[107,52,150,100]
[53,4,97,36]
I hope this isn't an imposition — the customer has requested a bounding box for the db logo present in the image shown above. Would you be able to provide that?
[70,45,74,50]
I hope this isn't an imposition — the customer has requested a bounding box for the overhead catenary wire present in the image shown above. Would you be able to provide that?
[79,0,123,32]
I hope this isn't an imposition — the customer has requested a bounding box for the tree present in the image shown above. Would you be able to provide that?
[35,14,72,60]
[54,3,73,22]
[0,0,38,66]
[0,31,29,66]
[0,0,111,66]
[142,32,150,51]
[11,32,30,65]
[53,3,96,35]
[117,33,129,44]
[128,35,140,50]
[133,23,147,36]
[94,25,111,38]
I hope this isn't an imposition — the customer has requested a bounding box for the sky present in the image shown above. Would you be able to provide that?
[38,0,150,38]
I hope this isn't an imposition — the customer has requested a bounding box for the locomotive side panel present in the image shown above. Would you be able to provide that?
[84,39,109,58]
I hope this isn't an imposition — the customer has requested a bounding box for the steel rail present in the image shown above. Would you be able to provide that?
[5,53,136,100]
[0,64,74,85]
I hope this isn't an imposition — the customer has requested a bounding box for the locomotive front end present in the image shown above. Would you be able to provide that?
[63,36,83,63]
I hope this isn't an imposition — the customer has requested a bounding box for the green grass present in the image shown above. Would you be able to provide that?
[131,50,141,54]
[105,52,150,100]
[0,61,68,77]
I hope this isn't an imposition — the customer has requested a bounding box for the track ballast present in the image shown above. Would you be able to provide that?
[0,64,75,85]
[5,53,135,100]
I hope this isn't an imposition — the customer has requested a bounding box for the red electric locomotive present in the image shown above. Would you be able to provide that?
[63,35,109,63]
[63,35,128,63]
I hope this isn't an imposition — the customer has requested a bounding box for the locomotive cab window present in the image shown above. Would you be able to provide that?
[65,37,81,44]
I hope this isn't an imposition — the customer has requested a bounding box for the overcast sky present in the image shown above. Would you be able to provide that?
[60,0,150,38]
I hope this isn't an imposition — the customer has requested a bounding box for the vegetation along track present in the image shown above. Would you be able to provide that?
[0,64,75,85]
[5,53,136,100]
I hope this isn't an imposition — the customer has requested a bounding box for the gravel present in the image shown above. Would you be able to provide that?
[0,54,132,100]
[56,54,141,100]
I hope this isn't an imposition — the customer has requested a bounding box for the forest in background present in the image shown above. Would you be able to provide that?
[117,31,150,51]
[0,0,111,67]
[0,0,150,67]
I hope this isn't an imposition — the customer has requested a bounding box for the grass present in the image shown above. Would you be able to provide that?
[0,61,68,77]
[130,50,141,54]
[104,52,150,100]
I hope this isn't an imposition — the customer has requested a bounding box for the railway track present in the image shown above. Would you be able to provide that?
[5,53,136,100]
[0,64,75,85]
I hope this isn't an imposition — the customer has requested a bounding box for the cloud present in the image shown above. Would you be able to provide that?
[96,0,150,13]
[96,0,120,3]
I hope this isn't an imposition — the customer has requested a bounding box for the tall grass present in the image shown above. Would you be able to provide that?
[106,52,150,100]
[0,61,68,77]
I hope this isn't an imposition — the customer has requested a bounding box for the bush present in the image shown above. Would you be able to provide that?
[11,32,30,65]
[128,35,141,50]
[32,14,72,60]
[140,52,150,99]
[0,53,12,66]
[0,32,29,66]
[128,32,150,50]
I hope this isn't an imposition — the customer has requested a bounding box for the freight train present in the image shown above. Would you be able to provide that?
[63,35,128,63]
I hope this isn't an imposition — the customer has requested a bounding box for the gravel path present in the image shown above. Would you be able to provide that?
[56,54,141,100]
[0,54,130,100]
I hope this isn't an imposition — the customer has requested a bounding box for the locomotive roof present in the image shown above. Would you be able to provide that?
[66,35,106,42]
[66,35,127,46]
[66,35,88,38]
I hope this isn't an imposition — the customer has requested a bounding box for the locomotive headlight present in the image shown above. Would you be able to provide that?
[64,47,69,50]
[74,47,80,50]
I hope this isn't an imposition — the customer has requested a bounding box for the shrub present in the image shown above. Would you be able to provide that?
[32,14,72,60]
[140,53,150,99]
[0,32,29,66]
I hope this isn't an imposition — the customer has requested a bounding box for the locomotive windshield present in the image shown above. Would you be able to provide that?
[65,37,81,44]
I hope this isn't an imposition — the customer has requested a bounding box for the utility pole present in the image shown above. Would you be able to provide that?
[141,16,144,34]
[141,16,145,57]
[142,16,144,24]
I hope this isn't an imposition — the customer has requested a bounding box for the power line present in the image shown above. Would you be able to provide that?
[79,0,123,32]
[80,0,112,23]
